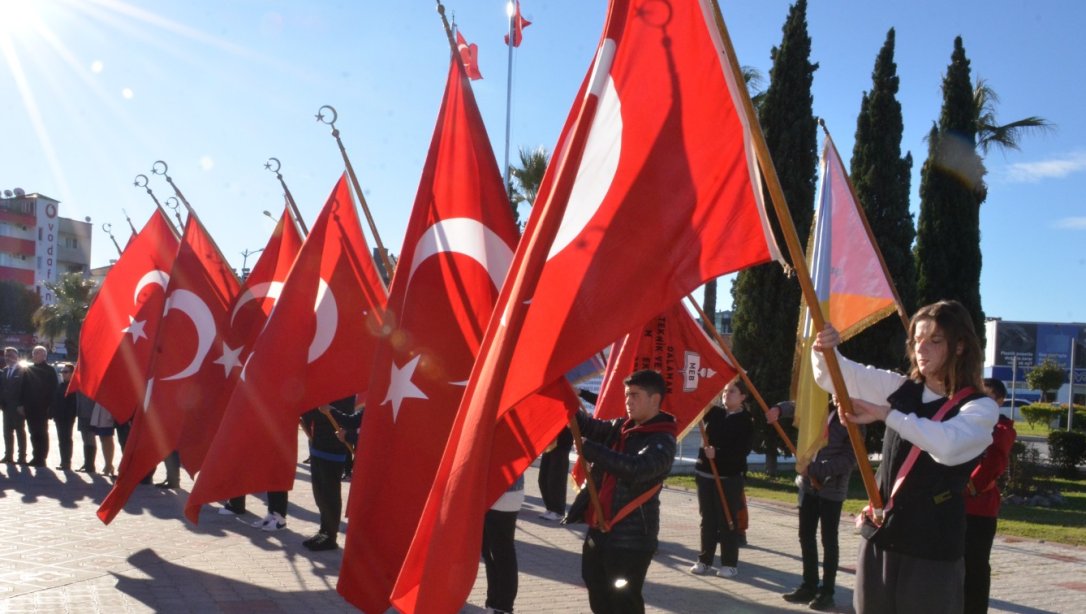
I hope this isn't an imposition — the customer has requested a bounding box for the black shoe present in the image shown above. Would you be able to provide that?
[0,456,12,464]
[156,480,180,489]
[16,458,28,466]
[55,464,71,471]
[28,459,45,468]
[783,586,819,604]
[808,592,835,611]
[303,533,338,551]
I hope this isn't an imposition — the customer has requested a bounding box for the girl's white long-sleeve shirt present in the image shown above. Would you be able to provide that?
[811,348,998,467]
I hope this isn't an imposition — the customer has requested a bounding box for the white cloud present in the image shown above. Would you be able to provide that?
[1054,216,1086,230]
[1007,152,1086,183]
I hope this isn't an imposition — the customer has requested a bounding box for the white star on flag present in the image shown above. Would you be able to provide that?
[382,355,428,422]
[122,316,148,342]
[212,343,244,377]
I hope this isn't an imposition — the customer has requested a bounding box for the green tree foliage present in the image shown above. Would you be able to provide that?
[839,29,914,374]
[32,273,95,360]
[508,145,550,227]
[1026,358,1066,402]
[915,37,986,341]
[730,0,818,470]
[915,37,1050,342]
[0,280,40,334]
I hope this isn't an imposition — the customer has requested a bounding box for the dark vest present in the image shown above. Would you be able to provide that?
[861,380,984,560]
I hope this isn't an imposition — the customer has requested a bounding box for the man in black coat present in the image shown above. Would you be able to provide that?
[21,346,58,467]
[300,396,360,551]
[0,347,28,464]
[573,369,677,614]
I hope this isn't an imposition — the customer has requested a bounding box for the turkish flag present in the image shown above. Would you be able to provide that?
[98,215,239,524]
[455,30,482,80]
[175,206,303,475]
[390,0,781,610]
[504,0,531,47]
[338,58,576,613]
[185,176,387,522]
[69,210,178,423]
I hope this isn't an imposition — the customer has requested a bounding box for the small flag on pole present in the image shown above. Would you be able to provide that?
[504,0,531,48]
[456,30,483,80]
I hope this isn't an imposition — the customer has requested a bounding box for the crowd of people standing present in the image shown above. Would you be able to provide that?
[2,299,1018,614]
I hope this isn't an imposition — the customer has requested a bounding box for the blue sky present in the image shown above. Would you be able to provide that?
[2,0,1083,323]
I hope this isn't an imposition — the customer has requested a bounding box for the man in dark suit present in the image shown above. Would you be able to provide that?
[21,346,58,467]
[0,347,27,464]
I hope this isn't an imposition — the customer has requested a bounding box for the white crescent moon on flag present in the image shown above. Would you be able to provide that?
[308,278,337,363]
[546,38,621,260]
[230,281,285,326]
[160,289,216,381]
[406,218,515,292]
[133,270,170,304]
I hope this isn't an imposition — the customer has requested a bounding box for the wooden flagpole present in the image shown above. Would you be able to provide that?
[685,295,798,456]
[698,421,735,530]
[819,120,911,331]
[707,0,884,515]
[313,105,395,280]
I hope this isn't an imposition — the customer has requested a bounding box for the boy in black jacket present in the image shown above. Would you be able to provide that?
[574,369,677,614]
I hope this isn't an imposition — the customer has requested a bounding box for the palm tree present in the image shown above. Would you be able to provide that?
[509,145,550,209]
[33,273,95,360]
[973,78,1051,155]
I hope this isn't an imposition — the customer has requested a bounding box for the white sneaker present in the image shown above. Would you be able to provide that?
[690,562,716,575]
[539,510,563,521]
[262,512,287,532]
[251,513,273,528]
[717,566,739,578]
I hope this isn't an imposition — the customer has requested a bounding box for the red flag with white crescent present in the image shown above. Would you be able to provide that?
[69,209,178,423]
[391,0,781,610]
[175,206,303,475]
[185,175,387,523]
[338,58,576,613]
[98,215,239,524]
[455,30,483,80]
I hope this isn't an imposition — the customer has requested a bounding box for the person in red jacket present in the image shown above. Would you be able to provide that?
[963,378,1017,614]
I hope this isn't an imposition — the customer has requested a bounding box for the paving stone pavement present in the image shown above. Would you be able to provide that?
[0,425,1083,613]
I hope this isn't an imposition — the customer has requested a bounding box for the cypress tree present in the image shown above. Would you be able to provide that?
[839,28,914,372]
[915,37,986,340]
[730,0,818,469]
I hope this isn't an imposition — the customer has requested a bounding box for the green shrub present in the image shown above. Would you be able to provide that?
[1054,405,1086,432]
[1005,440,1041,496]
[1022,404,1062,428]
[1047,430,1086,476]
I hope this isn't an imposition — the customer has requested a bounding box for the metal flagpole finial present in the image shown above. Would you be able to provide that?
[315,105,339,137]
[164,196,184,228]
[102,222,123,256]
[151,160,169,177]
[133,173,165,212]
[264,156,308,234]
[151,159,194,215]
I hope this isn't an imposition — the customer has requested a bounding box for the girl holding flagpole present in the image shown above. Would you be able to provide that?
[811,299,997,614]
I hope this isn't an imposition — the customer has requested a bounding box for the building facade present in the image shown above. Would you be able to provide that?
[0,191,92,304]
[984,318,1086,405]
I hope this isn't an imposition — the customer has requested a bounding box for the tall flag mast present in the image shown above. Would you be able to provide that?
[502,0,530,198]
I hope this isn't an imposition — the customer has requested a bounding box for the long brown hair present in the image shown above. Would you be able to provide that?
[906,300,983,395]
